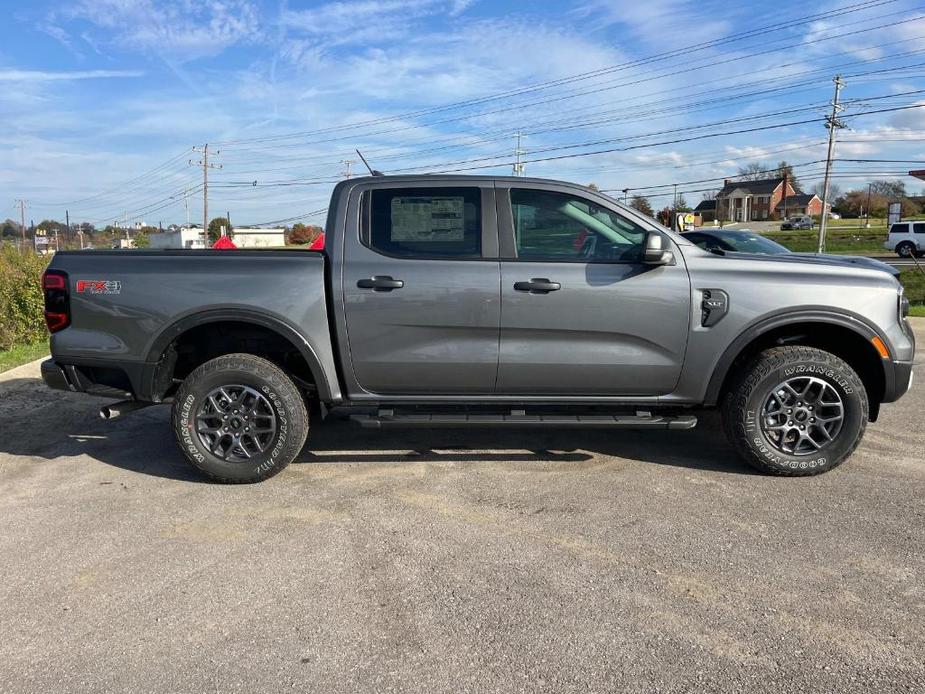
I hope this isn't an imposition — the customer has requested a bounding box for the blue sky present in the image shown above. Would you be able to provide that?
[2,0,925,227]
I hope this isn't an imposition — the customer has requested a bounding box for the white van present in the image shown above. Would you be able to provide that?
[884,221,925,257]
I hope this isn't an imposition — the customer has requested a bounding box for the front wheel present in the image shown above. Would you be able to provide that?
[721,346,868,476]
[171,353,309,483]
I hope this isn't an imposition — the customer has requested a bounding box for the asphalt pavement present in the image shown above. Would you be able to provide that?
[1,324,923,693]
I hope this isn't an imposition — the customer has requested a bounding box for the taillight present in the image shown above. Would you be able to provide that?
[42,269,70,333]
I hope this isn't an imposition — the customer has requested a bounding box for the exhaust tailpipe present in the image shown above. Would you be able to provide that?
[99,400,152,420]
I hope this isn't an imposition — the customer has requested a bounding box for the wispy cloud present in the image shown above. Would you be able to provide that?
[48,0,263,63]
[0,69,143,82]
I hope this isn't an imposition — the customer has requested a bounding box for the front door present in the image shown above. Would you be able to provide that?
[496,185,691,396]
[342,182,500,395]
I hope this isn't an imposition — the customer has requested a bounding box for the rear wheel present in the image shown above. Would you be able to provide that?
[897,242,915,258]
[721,346,868,476]
[171,353,309,483]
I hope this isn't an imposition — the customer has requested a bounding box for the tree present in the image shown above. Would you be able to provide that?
[736,160,800,192]
[870,180,907,198]
[674,195,691,212]
[1,219,20,238]
[288,223,323,245]
[629,195,654,217]
[736,162,767,180]
[37,219,67,236]
[812,181,842,201]
[775,161,801,193]
[586,182,600,191]
[207,217,233,244]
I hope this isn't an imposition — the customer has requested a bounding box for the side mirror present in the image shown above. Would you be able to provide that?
[643,231,674,265]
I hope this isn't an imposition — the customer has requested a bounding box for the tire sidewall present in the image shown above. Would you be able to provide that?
[740,357,865,474]
[174,359,301,482]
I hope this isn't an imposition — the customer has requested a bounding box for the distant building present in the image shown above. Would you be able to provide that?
[693,199,717,223]
[231,228,286,248]
[715,176,798,222]
[147,227,207,249]
[776,194,824,219]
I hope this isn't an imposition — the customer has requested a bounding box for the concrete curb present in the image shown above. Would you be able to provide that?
[0,355,48,384]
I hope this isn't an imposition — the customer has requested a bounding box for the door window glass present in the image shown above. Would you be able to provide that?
[914,223,925,234]
[366,187,481,258]
[510,189,648,262]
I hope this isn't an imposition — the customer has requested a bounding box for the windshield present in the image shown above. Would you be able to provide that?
[708,231,791,254]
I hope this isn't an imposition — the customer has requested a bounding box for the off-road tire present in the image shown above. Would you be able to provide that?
[721,346,868,476]
[171,353,309,483]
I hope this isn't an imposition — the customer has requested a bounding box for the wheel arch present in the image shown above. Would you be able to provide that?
[705,309,889,419]
[143,309,335,402]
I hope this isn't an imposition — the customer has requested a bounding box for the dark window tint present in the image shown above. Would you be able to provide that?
[510,189,648,262]
[890,223,910,234]
[914,223,925,234]
[368,187,481,258]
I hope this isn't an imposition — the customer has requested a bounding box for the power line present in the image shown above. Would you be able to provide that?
[212,0,900,147]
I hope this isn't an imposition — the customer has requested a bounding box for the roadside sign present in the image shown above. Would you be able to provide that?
[888,201,902,226]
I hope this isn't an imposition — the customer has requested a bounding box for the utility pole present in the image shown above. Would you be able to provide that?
[817,75,845,253]
[672,183,678,210]
[865,182,872,229]
[190,145,221,245]
[340,160,354,178]
[14,199,26,251]
[622,188,629,204]
[512,132,526,177]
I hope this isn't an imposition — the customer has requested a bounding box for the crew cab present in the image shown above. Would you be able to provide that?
[41,176,915,482]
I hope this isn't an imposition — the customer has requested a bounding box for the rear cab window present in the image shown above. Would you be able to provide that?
[364,187,481,258]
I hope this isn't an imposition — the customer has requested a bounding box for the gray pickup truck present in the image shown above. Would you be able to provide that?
[41,175,914,482]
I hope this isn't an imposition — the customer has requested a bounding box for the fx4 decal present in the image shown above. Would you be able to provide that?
[76,280,122,295]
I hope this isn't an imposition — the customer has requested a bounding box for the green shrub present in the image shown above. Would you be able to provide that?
[0,245,50,350]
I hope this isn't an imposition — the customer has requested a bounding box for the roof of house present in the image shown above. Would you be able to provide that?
[717,177,784,196]
[694,199,716,211]
[775,194,819,209]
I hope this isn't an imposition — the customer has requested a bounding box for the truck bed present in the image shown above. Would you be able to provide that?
[46,249,338,402]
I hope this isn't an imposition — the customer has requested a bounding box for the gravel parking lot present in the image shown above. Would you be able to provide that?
[1,323,923,694]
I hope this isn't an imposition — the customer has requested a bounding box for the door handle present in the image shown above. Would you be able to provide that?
[357,275,404,291]
[514,278,561,293]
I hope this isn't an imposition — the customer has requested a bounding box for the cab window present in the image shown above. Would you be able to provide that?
[509,189,647,262]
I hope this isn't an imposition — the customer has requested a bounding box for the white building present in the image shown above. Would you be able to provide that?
[231,227,286,248]
[146,227,207,249]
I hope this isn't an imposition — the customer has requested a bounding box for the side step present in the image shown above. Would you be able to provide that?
[350,410,698,430]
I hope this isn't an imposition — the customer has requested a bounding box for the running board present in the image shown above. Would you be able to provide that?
[350,410,698,430]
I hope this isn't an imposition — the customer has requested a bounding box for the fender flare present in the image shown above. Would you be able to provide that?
[143,308,335,401]
[703,308,889,406]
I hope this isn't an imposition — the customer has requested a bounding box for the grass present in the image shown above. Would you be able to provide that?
[0,341,48,373]
[909,305,925,317]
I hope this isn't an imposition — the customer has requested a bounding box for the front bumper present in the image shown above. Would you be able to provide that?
[883,360,914,403]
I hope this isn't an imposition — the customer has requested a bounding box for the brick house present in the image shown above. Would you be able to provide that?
[775,194,824,218]
[715,176,797,222]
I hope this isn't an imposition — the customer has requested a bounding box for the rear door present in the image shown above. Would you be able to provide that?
[341,181,501,395]
[495,183,691,396]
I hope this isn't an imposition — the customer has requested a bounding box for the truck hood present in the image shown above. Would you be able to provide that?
[716,250,899,277]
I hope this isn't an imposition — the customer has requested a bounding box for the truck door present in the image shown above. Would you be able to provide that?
[341,181,501,395]
[495,184,690,396]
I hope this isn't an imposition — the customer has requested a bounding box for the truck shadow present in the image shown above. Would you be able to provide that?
[0,387,755,481]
